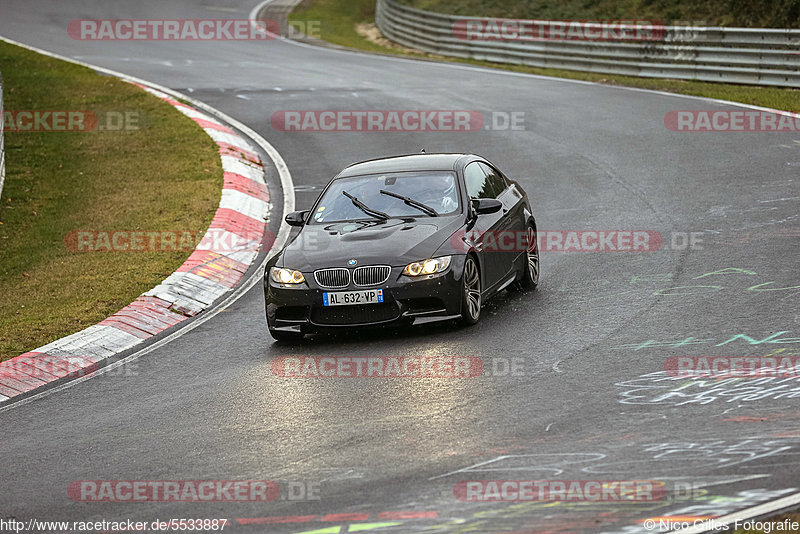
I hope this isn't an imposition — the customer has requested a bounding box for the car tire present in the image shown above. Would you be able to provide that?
[269,329,304,342]
[460,255,482,325]
[514,225,539,291]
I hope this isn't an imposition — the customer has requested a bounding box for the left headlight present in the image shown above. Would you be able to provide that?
[403,256,452,277]
[270,267,306,284]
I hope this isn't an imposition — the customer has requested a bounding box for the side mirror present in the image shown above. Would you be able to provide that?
[472,198,502,215]
[285,210,308,227]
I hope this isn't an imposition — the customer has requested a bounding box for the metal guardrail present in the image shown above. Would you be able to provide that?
[0,68,5,201]
[376,0,800,87]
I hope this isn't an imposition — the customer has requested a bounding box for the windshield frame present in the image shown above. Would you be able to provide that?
[307,170,463,225]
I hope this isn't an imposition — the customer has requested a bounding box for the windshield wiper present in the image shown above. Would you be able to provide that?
[379,190,438,217]
[342,190,390,221]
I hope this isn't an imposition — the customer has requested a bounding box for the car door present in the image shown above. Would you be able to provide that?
[479,162,527,276]
[463,161,506,291]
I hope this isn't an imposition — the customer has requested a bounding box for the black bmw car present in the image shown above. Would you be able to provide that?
[264,153,539,341]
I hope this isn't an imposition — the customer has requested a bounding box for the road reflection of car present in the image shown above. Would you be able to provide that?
[264,153,539,341]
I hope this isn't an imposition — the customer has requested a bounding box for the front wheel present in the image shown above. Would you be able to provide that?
[514,226,539,290]
[460,256,482,325]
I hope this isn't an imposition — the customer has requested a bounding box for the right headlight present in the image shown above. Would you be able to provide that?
[402,256,452,277]
[270,267,306,284]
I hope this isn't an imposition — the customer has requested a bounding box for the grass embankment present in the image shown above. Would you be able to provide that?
[401,0,800,28]
[289,0,800,113]
[0,41,222,362]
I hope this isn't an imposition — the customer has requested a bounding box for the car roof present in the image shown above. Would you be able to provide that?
[336,153,478,178]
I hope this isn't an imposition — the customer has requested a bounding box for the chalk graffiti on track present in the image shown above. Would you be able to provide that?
[617,371,800,405]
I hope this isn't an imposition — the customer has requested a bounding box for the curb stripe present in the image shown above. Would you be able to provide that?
[0,384,22,397]
[204,129,256,152]
[209,208,268,236]
[2,365,52,384]
[218,143,261,163]
[173,105,217,121]
[223,171,270,200]
[0,372,48,391]
[220,189,270,221]
[0,375,36,393]
[222,156,264,182]
[7,360,60,382]
[178,250,251,273]
[193,117,234,133]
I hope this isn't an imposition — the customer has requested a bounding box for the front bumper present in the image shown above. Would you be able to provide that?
[265,256,466,334]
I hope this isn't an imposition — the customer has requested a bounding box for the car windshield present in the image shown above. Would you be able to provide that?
[311,171,460,223]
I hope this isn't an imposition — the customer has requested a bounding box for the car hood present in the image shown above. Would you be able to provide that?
[280,216,465,271]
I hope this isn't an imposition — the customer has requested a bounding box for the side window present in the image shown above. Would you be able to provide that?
[479,162,507,197]
[464,162,497,199]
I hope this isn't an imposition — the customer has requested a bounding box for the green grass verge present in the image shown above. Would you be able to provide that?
[400,0,800,29]
[290,0,800,112]
[0,41,223,362]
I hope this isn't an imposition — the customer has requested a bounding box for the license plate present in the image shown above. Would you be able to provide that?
[323,289,383,306]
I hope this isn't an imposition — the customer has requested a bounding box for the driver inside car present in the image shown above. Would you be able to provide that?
[414,173,459,214]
